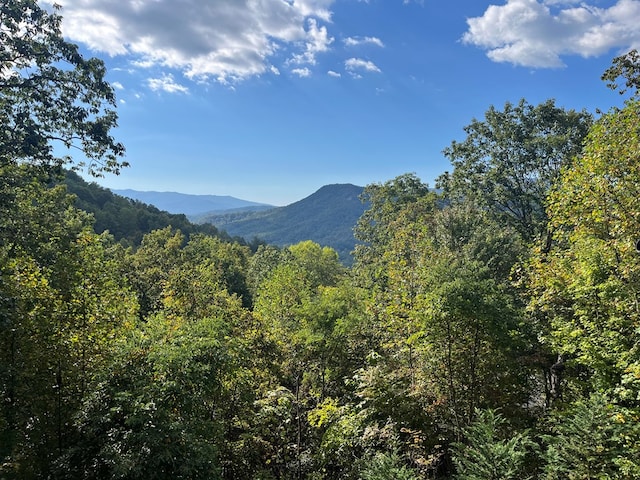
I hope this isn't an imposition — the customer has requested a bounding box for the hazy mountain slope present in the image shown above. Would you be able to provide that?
[113,189,272,216]
[198,184,366,263]
[62,171,233,246]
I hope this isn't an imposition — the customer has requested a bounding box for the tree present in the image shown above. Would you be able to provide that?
[57,314,229,479]
[451,409,536,480]
[353,173,434,288]
[127,227,185,318]
[0,170,138,477]
[0,0,125,175]
[351,193,534,476]
[437,99,592,243]
[252,241,351,479]
[360,451,419,480]
[528,98,640,401]
[602,49,640,99]
[542,394,640,479]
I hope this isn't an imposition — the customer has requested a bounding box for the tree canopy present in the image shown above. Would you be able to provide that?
[437,99,592,243]
[0,0,125,175]
[3,4,640,477]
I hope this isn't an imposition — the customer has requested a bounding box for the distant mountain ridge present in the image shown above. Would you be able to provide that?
[61,171,234,247]
[112,189,272,216]
[197,184,366,263]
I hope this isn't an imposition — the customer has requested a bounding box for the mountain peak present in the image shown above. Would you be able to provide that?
[200,183,365,264]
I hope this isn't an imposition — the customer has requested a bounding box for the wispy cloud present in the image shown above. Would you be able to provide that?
[292,67,312,77]
[463,0,640,68]
[148,74,189,94]
[345,57,382,76]
[344,36,384,47]
[289,18,334,66]
[44,0,337,84]
[327,70,341,77]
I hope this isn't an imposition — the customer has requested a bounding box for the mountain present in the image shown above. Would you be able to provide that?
[62,171,236,247]
[112,189,272,216]
[197,184,366,264]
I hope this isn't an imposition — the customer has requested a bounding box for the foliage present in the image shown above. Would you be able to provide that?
[56,313,237,479]
[542,394,640,479]
[0,0,125,175]
[4,34,640,479]
[360,451,419,480]
[528,99,640,400]
[353,173,435,288]
[602,49,640,98]
[0,165,138,478]
[437,99,592,242]
[352,192,534,476]
[451,409,536,480]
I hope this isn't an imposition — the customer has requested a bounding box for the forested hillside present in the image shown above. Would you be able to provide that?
[3,3,640,479]
[62,171,239,246]
[198,183,366,264]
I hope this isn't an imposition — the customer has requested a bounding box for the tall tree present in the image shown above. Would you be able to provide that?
[1,3,128,474]
[0,171,138,477]
[353,173,435,289]
[252,241,350,479]
[350,189,533,476]
[542,394,640,479]
[437,99,592,243]
[0,0,125,174]
[528,97,640,402]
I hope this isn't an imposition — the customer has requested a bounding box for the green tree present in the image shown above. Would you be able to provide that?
[0,0,125,174]
[252,241,351,479]
[437,99,592,243]
[602,49,640,99]
[360,451,418,480]
[57,314,228,479]
[353,173,434,288]
[542,394,640,479]
[451,409,536,480]
[246,244,288,302]
[528,98,640,401]
[0,171,138,477]
[126,227,185,318]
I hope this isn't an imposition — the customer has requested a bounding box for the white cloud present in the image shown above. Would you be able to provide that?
[292,67,312,77]
[327,70,341,77]
[463,0,640,68]
[289,18,334,65]
[344,36,385,47]
[148,74,189,94]
[112,81,124,90]
[345,57,382,75]
[44,0,337,83]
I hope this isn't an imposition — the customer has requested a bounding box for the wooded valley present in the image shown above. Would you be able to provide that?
[2,2,640,478]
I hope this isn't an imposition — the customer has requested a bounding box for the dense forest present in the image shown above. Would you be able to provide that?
[2,2,640,479]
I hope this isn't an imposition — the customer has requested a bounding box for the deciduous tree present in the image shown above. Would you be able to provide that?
[437,99,592,243]
[0,0,125,174]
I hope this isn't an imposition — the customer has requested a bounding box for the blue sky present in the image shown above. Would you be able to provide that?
[48,0,640,206]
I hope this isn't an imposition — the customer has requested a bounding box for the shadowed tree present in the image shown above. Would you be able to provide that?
[0,0,125,174]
